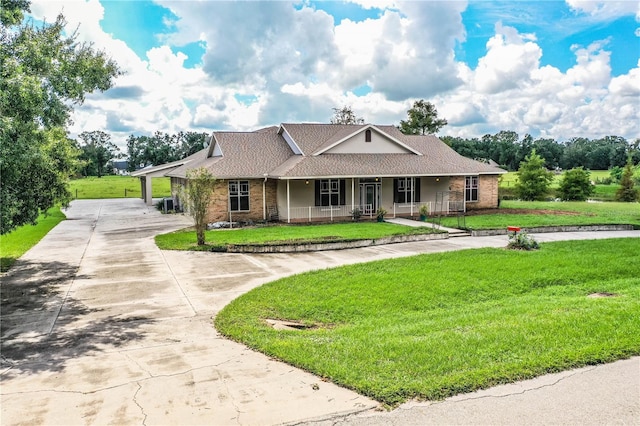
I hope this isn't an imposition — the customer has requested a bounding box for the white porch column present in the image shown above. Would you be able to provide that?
[145,176,153,206]
[351,178,355,211]
[286,179,291,224]
[410,177,414,216]
[140,177,146,202]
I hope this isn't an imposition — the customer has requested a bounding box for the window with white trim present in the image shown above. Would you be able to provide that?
[315,179,345,206]
[393,177,420,204]
[229,180,250,211]
[465,176,478,202]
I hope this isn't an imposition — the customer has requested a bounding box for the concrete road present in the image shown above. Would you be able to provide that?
[1,199,638,425]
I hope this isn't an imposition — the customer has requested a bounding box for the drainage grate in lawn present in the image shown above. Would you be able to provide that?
[265,319,316,331]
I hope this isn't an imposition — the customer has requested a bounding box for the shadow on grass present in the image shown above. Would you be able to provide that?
[1,259,152,376]
[1,257,17,273]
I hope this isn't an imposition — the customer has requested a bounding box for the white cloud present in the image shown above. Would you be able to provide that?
[565,0,640,20]
[344,0,399,10]
[609,60,640,96]
[439,23,640,141]
[567,41,612,89]
[473,22,542,94]
[25,0,640,148]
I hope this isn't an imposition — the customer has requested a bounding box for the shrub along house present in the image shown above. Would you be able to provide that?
[132,123,505,223]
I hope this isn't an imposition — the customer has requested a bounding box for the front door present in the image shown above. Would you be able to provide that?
[360,183,380,215]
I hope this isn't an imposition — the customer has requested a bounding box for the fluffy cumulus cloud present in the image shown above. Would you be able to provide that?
[446,30,640,140]
[25,0,640,149]
[473,22,542,94]
[566,0,640,20]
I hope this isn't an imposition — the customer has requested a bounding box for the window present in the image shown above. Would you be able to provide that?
[229,180,249,211]
[393,178,420,204]
[365,129,372,142]
[314,179,346,206]
[465,176,478,202]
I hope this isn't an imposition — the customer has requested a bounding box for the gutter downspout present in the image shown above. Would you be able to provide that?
[263,174,267,221]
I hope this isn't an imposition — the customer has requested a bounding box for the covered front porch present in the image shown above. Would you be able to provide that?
[274,176,465,223]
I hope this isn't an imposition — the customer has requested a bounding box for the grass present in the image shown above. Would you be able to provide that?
[68,176,171,199]
[500,170,623,201]
[592,184,619,201]
[156,222,442,251]
[0,207,66,272]
[499,170,613,188]
[437,200,640,230]
[215,238,640,406]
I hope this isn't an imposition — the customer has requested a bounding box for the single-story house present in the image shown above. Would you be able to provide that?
[110,160,129,175]
[132,123,506,223]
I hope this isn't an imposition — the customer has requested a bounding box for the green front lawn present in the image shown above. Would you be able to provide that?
[156,222,441,251]
[68,176,171,199]
[215,238,640,405]
[437,200,640,230]
[0,207,66,272]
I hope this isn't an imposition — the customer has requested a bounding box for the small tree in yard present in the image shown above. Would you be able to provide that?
[616,158,639,202]
[515,149,555,201]
[557,167,594,201]
[182,168,216,245]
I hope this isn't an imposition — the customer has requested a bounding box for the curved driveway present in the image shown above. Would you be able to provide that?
[1,199,638,425]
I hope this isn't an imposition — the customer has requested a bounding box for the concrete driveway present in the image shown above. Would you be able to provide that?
[1,199,638,425]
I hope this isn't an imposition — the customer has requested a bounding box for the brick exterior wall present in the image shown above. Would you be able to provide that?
[449,176,465,196]
[474,175,499,209]
[206,179,277,223]
[176,175,499,223]
[449,175,499,210]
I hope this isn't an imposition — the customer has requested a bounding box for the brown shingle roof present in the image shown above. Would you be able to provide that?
[280,123,367,155]
[166,123,505,180]
[168,128,293,179]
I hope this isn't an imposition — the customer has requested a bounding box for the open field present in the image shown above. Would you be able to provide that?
[0,207,66,272]
[438,200,640,230]
[499,170,613,188]
[68,176,171,199]
[156,222,442,251]
[499,169,640,201]
[215,238,640,406]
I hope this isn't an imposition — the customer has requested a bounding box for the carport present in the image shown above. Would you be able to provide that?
[131,159,191,205]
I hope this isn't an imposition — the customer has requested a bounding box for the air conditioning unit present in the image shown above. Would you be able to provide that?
[163,197,174,213]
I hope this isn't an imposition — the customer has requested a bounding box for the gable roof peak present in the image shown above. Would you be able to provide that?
[313,124,422,156]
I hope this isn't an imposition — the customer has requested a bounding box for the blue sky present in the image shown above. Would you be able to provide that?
[28,1,640,147]
[97,1,638,74]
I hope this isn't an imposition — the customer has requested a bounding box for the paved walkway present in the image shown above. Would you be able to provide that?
[1,199,638,425]
[385,216,468,235]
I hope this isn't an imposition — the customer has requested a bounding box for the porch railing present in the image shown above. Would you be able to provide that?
[281,201,465,222]
[283,205,376,222]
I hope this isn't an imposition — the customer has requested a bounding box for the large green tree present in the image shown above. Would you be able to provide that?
[126,131,208,172]
[514,150,555,201]
[0,1,120,234]
[399,100,447,135]
[330,106,365,125]
[78,131,120,177]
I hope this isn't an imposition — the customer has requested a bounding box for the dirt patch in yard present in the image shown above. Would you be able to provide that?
[466,208,586,216]
[587,292,619,298]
